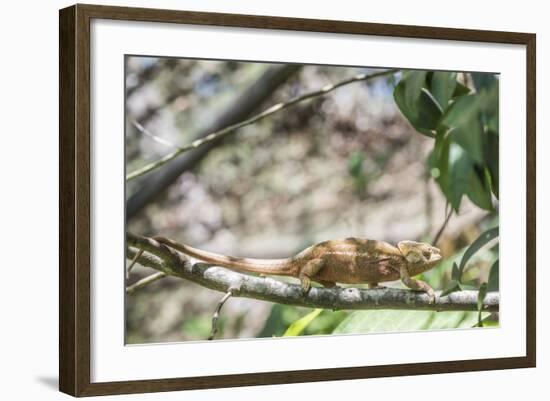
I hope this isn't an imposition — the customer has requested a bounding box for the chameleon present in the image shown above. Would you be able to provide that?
[149,236,442,301]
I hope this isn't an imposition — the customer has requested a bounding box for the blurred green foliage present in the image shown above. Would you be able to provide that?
[391,71,500,332]
[259,304,349,338]
[394,71,499,212]
[283,309,323,336]
[334,310,490,334]
[441,226,499,298]
[347,150,368,198]
[181,316,214,340]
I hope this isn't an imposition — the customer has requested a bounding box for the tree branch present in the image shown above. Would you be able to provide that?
[126,272,167,294]
[127,64,301,219]
[126,233,499,312]
[126,68,398,182]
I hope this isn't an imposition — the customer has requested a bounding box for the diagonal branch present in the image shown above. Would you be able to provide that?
[126,233,499,312]
[127,64,301,219]
[126,68,399,182]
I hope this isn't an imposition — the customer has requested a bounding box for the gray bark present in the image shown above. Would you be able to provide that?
[126,233,499,312]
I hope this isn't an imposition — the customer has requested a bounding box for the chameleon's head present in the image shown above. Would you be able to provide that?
[397,241,442,273]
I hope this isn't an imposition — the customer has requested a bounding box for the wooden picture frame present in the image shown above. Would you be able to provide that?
[59,3,536,397]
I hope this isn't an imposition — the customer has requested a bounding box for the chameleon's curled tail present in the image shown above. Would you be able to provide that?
[153,236,296,276]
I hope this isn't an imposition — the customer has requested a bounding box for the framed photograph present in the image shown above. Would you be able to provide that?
[59,4,536,397]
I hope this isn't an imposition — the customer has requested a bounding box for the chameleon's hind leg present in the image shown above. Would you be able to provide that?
[399,265,435,303]
[298,259,325,293]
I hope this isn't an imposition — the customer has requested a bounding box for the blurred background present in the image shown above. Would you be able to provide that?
[125,57,498,344]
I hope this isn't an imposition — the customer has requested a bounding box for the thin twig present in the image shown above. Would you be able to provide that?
[126,69,399,181]
[126,272,167,294]
[131,120,186,150]
[126,248,144,280]
[433,204,453,246]
[208,290,234,340]
[126,232,499,312]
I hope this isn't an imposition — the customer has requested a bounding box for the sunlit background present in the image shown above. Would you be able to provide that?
[125,57,498,343]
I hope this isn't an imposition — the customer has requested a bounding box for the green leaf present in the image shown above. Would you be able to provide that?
[430,136,494,212]
[283,309,323,337]
[480,318,499,327]
[479,81,499,133]
[430,138,467,211]
[488,260,499,291]
[443,95,484,163]
[471,72,497,92]
[485,131,499,197]
[440,280,461,297]
[430,72,457,112]
[451,262,461,281]
[333,309,489,334]
[465,166,494,210]
[428,133,451,195]
[394,73,442,136]
[453,81,471,97]
[447,144,472,210]
[477,283,488,327]
[458,226,499,278]
[404,71,427,112]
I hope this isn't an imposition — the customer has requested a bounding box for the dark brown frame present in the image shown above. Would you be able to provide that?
[59,3,536,397]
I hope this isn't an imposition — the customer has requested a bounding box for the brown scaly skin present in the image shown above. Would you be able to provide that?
[151,236,442,302]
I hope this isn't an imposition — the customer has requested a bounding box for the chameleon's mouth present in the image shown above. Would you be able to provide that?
[430,250,442,263]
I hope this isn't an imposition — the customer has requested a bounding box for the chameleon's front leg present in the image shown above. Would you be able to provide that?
[399,265,435,303]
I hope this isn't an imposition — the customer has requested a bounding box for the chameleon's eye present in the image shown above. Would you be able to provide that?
[422,250,431,259]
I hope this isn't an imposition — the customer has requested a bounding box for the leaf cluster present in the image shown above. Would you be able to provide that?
[394,71,499,211]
